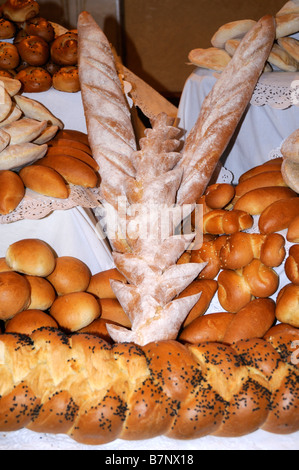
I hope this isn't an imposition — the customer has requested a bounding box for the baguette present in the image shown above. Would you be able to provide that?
[176,16,276,205]
[0,329,298,443]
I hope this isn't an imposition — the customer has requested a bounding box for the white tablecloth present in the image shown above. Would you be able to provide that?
[177,69,299,184]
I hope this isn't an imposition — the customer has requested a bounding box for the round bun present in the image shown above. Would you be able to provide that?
[17,35,50,66]
[15,66,52,92]
[5,309,58,335]
[2,0,39,22]
[0,271,31,321]
[6,239,56,277]
[52,66,80,93]
[0,257,13,272]
[46,256,91,296]
[87,268,127,299]
[0,18,16,39]
[276,283,299,328]
[50,292,101,332]
[205,183,235,209]
[24,17,55,43]
[24,275,56,310]
[0,42,19,69]
[50,32,78,66]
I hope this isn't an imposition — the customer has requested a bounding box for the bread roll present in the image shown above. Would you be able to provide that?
[0,142,48,171]
[234,171,287,200]
[278,37,299,62]
[13,94,64,130]
[50,292,101,332]
[234,186,297,214]
[285,244,299,284]
[15,66,52,93]
[177,279,218,327]
[24,17,55,43]
[38,154,98,188]
[17,35,50,66]
[2,0,40,22]
[0,42,19,70]
[24,275,56,310]
[258,197,299,234]
[6,239,56,277]
[211,19,257,48]
[52,129,89,147]
[0,170,25,215]
[179,311,235,344]
[46,256,91,296]
[276,283,299,327]
[0,271,31,320]
[268,43,298,71]
[275,13,299,38]
[50,32,78,66]
[49,138,92,156]
[3,118,47,146]
[87,268,127,299]
[19,164,69,199]
[0,18,16,39]
[287,215,299,242]
[52,66,80,93]
[188,47,231,71]
[78,317,119,343]
[281,159,299,193]
[45,145,98,171]
[204,183,235,209]
[202,209,253,235]
[5,309,58,335]
[264,322,299,367]
[0,257,12,272]
[238,160,283,183]
[98,298,131,328]
[190,236,227,279]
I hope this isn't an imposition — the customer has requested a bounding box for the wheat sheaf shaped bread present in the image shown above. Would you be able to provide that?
[78,11,137,210]
[0,329,298,444]
[176,15,276,205]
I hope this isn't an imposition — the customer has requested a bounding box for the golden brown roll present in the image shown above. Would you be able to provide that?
[0,42,19,70]
[202,209,253,235]
[38,154,98,188]
[19,165,69,199]
[0,170,25,215]
[87,268,127,299]
[234,171,287,200]
[190,235,227,279]
[0,69,15,78]
[50,32,78,66]
[264,323,299,368]
[258,197,299,234]
[45,145,98,171]
[24,275,56,310]
[0,271,31,320]
[51,129,90,147]
[52,66,80,93]
[17,35,50,66]
[177,279,218,327]
[238,159,283,183]
[2,0,40,23]
[204,183,235,209]
[6,239,56,277]
[49,138,92,156]
[78,317,119,343]
[0,257,13,272]
[0,18,16,39]
[5,309,58,335]
[15,66,52,92]
[233,186,297,215]
[98,298,131,328]
[275,283,299,328]
[179,311,235,344]
[287,215,299,243]
[50,292,101,332]
[24,17,55,43]
[46,256,91,296]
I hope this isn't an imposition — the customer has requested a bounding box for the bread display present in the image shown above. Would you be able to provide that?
[188,2,299,73]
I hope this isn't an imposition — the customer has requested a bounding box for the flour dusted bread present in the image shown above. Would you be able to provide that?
[177,15,276,205]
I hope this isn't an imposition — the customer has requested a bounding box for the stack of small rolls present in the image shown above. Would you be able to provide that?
[188,1,299,73]
[0,0,80,93]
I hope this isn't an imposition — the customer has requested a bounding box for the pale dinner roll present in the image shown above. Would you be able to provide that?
[275,13,299,38]
[98,298,131,328]
[224,38,240,56]
[268,43,298,72]
[277,1,299,16]
[50,292,101,332]
[6,239,56,277]
[24,275,56,310]
[19,165,69,199]
[5,309,58,335]
[281,128,299,161]
[0,271,31,321]
[46,256,91,296]
[188,47,231,71]
[276,283,299,327]
[87,268,127,299]
[211,19,256,48]
[278,37,299,63]
[281,159,299,193]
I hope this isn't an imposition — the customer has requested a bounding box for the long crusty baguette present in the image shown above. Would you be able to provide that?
[176,15,276,205]
[0,328,298,445]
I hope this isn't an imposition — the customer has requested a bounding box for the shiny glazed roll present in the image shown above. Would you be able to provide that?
[0,18,16,39]
[24,16,55,42]
[52,66,80,92]
[15,66,52,92]
[0,42,19,70]
[17,35,50,66]
[2,0,39,23]
[50,32,78,66]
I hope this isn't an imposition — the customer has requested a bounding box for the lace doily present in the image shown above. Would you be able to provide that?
[0,186,102,224]
[251,73,299,109]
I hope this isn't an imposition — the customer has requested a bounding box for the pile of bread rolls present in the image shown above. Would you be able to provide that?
[188,1,299,72]
[0,85,99,215]
[0,0,80,93]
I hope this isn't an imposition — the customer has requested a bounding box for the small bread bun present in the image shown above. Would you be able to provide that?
[0,271,31,320]
[0,170,25,215]
[0,42,19,69]
[284,244,299,285]
[50,32,78,66]
[0,257,13,272]
[2,0,40,23]
[46,256,91,296]
[98,298,131,328]
[17,35,50,66]
[24,275,56,310]
[19,164,69,199]
[0,18,16,39]
[78,318,119,343]
[276,283,299,328]
[53,129,90,147]
[0,69,15,78]
[15,66,52,92]
[87,268,127,299]
[25,17,55,43]
[6,239,56,277]
[177,279,218,327]
[287,215,299,242]
[52,66,80,93]
[204,183,235,209]
[258,197,299,234]
[50,292,101,332]
[5,309,58,335]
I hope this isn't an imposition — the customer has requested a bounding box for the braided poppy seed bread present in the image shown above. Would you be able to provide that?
[0,328,298,444]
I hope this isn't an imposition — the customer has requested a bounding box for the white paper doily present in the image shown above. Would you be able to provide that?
[251,72,299,109]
